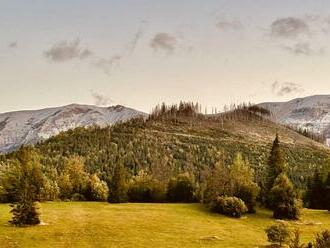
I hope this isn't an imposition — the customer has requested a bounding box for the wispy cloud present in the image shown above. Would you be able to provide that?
[216,17,243,31]
[44,39,92,62]
[8,42,17,48]
[271,17,309,39]
[93,20,148,76]
[271,81,304,96]
[91,91,113,106]
[282,42,325,56]
[126,20,148,55]
[150,33,177,52]
[93,56,122,76]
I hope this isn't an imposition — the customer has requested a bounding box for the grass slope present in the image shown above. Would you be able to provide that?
[0,203,329,248]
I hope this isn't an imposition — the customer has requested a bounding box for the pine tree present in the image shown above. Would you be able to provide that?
[266,134,286,191]
[324,173,330,211]
[9,147,44,226]
[307,170,325,209]
[270,173,302,220]
[109,159,127,203]
[264,134,286,206]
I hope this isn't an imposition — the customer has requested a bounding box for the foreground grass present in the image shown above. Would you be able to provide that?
[0,203,329,248]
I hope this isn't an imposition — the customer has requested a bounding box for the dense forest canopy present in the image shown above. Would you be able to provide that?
[0,102,329,203]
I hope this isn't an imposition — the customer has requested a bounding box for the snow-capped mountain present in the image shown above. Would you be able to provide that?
[258,95,330,146]
[0,104,147,153]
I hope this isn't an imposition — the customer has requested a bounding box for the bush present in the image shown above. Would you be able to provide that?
[88,174,109,201]
[288,229,305,248]
[265,223,290,247]
[58,156,90,200]
[127,170,165,203]
[70,193,86,201]
[211,196,248,218]
[235,183,259,213]
[314,230,330,248]
[203,153,259,213]
[10,200,41,226]
[167,173,196,203]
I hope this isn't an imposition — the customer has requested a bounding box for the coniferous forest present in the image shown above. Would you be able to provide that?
[0,102,329,247]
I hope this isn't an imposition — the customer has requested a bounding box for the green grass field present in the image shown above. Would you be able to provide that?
[0,203,329,248]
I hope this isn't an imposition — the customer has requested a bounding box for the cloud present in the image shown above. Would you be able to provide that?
[44,39,92,62]
[93,56,122,75]
[8,42,17,48]
[271,81,304,96]
[282,42,325,56]
[127,20,148,55]
[91,91,113,106]
[216,18,243,31]
[150,33,177,52]
[282,42,312,55]
[271,17,309,38]
[127,29,144,55]
[93,20,147,76]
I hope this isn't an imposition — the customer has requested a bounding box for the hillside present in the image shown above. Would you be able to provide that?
[0,104,147,153]
[259,95,330,146]
[26,107,330,189]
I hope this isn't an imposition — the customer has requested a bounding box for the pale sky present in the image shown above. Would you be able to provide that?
[1,0,330,113]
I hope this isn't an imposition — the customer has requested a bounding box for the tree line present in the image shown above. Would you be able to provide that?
[0,102,329,227]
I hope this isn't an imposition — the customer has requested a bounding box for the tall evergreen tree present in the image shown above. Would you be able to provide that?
[109,159,128,203]
[264,134,286,206]
[266,134,286,191]
[9,147,44,226]
[306,170,325,209]
[324,173,330,211]
[270,173,302,220]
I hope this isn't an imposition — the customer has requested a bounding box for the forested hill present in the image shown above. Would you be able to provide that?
[4,103,328,190]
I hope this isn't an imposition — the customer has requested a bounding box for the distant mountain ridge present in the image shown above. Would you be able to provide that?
[0,104,147,153]
[258,95,330,146]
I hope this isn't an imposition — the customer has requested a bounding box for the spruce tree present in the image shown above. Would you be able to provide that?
[307,170,325,209]
[266,134,286,192]
[324,173,330,211]
[109,159,127,203]
[264,134,286,206]
[9,147,44,226]
[270,173,302,220]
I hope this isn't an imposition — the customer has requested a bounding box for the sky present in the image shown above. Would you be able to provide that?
[1,0,330,113]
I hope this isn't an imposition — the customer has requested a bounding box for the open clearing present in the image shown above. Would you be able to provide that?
[0,202,329,248]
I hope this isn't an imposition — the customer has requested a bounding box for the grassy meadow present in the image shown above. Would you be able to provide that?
[0,202,329,248]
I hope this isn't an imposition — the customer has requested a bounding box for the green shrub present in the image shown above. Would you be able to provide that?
[88,174,109,201]
[314,230,330,248]
[235,183,259,213]
[10,200,41,226]
[167,173,196,203]
[265,223,290,247]
[71,193,86,201]
[211,196,248,218]
[127,170,165,203]
[288,229,305,248]
[203,153,259,213]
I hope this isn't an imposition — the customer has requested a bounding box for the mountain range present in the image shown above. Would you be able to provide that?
[0,94,329,153]
[0,104,146,153]
[258,95,330,146]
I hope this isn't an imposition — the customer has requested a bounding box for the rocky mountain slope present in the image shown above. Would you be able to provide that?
[0,104,147,153]
[258,95,330,146]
